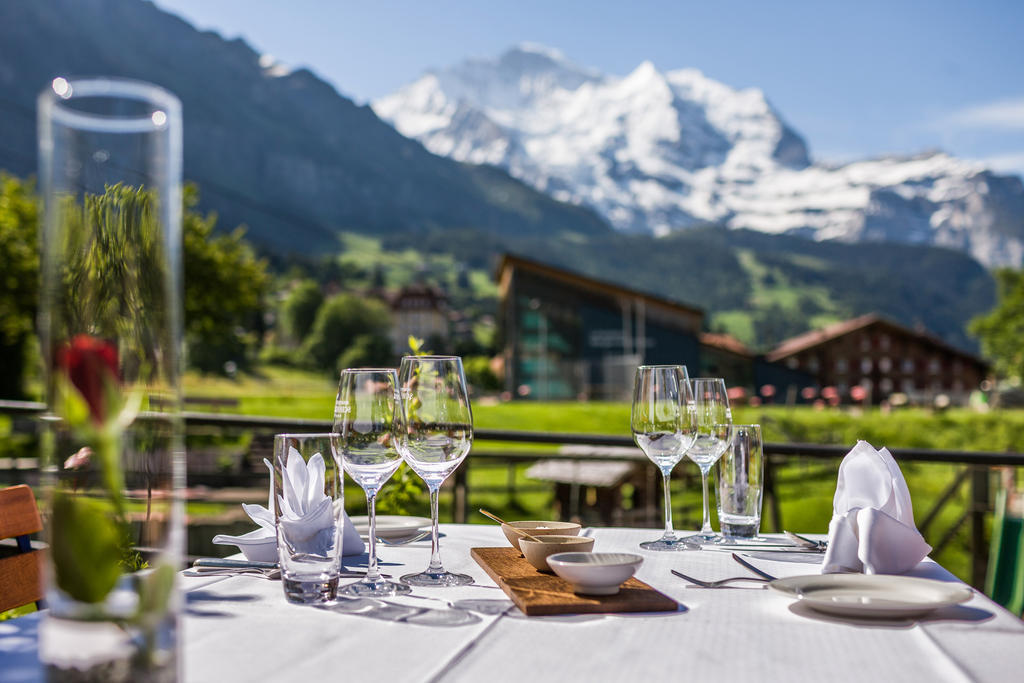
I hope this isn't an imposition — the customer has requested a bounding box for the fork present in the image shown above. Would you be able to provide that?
[670,569,771,588]
[376,531,431,546]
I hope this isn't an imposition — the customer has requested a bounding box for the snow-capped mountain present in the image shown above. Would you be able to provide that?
[374,44,1024,267]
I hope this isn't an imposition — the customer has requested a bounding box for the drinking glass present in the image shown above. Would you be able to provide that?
[682,378,733,545]
[334,368,411,597]
[631,365,698,551]
[397,356,474,587]
[273,433,345,604]
[716,424,764,541]
[38,77,184,681]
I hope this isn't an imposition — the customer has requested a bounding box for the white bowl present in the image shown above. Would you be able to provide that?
[519,535,595,571]
[500,521,582,552]
[547,552,643,596]
[212,528,278,563]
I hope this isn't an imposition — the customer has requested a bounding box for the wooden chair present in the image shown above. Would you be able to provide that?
[0,484,45,613]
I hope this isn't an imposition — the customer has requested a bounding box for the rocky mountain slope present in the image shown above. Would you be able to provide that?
[375,45,1024,267]
[0,1,611,252]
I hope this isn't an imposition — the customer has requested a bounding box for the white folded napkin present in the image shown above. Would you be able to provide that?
[276,447,365,556]
[216,454,364,557]
[822,440,931,574]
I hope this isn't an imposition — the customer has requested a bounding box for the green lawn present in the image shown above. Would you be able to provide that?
[174,365,1024,584]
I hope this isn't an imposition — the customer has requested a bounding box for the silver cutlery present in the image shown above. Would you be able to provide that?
[731,553,778,580]
[670,569,771,588]
[376,531,431,546]
[784,530,828,551]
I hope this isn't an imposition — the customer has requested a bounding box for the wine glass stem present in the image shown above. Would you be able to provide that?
[700,467,713,536]
[365,489,380,582]
[660,469,676,539]
[428,485,443,573]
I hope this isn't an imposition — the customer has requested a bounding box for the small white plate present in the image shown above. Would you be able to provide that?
[547,552,643,596]
[770,574,972,619]
[351,515,431,540]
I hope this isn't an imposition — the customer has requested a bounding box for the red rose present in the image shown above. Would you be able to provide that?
[56,335,119,424]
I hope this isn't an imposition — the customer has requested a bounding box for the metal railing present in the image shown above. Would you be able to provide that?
[3,400,1023,587]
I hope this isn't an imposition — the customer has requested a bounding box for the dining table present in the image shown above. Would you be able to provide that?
[3,524,1024,682]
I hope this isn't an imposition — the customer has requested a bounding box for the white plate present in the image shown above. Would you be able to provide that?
[770,574,972,618]
[351,515,431,540]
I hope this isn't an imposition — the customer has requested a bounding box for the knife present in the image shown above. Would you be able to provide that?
[191,558,390,578]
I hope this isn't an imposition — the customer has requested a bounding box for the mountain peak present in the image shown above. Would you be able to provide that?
[373,45,1024,266]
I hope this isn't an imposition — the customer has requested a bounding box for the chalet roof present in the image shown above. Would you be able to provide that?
[496,253,704,320]
[766,313,986,366]
[699,332,753,357]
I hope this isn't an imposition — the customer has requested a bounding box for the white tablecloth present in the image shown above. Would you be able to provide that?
[3,524,1024,682]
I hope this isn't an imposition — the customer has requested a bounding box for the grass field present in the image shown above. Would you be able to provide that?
[180,365,1017,582]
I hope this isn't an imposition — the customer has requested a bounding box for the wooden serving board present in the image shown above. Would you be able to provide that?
[471,547,678,617]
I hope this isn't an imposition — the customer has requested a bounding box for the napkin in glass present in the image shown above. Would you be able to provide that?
[822,440,931,574]
[214,450,365,557]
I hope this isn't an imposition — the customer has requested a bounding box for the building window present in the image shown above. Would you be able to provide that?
[902,358,915,374]
[861,357,872,373]
[880,334,890,351]
[880,378,893,393]
[902,378,914,393]
[807,357,819,372]
[859,336,871,351]
[929,357,941,375]
[836,358,848,373]
[878,357,892,373]
[787,357,799,370]
[953,359,963,375]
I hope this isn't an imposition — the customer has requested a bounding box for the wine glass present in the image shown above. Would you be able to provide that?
[334,368,411,597]
[631,365,698,551]
[396,356,474,587]
[681,378,733,546]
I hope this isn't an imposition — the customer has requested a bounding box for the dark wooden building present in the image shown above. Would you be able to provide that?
[497,255,704,400]
[766,314,988,405]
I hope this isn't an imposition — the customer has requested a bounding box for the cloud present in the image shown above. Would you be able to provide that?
[943,97,1024,130]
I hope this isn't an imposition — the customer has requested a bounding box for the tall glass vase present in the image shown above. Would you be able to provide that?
[37,77,184,682]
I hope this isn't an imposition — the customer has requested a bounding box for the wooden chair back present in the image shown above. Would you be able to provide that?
[0,484,45,613]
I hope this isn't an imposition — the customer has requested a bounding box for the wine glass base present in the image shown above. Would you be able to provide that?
[680,532,727,546]
[400,570,474,587]
[639,538,701,551]
[340,578,412,597]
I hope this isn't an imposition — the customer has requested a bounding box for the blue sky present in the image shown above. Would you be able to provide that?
[154,0,1024,175]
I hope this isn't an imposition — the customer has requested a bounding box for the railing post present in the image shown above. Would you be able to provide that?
[453,460,469,524]
[970,465,991,588]
[764,455,782,533]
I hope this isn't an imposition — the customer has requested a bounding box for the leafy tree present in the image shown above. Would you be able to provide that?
[0,174,39,398]
[337,333,393,371]
[302,293,391,371]
[970,268,1024,379]
[183,186,269,374]
[280,279,323,343]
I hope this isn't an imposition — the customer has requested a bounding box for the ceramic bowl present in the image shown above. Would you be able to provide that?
[519,535,595,571]
[212,528,278,563]
[501,521,582,552]
[546,552,644,596]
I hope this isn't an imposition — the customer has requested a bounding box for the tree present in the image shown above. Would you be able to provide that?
[183,185,269,374]
[302,294,391,371]
[337,333,393,371]
[0,174,39,398]
[280,279,323,343]
[970,268,1024,380]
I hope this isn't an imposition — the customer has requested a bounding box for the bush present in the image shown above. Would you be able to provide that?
[464,355,502,392]
[302,294,391,371]
[337,333,393,371]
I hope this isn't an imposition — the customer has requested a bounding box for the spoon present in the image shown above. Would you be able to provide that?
[478,509,544,543]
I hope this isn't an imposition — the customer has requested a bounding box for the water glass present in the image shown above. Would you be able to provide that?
[273,433,344,604]
[716,424,764,540]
